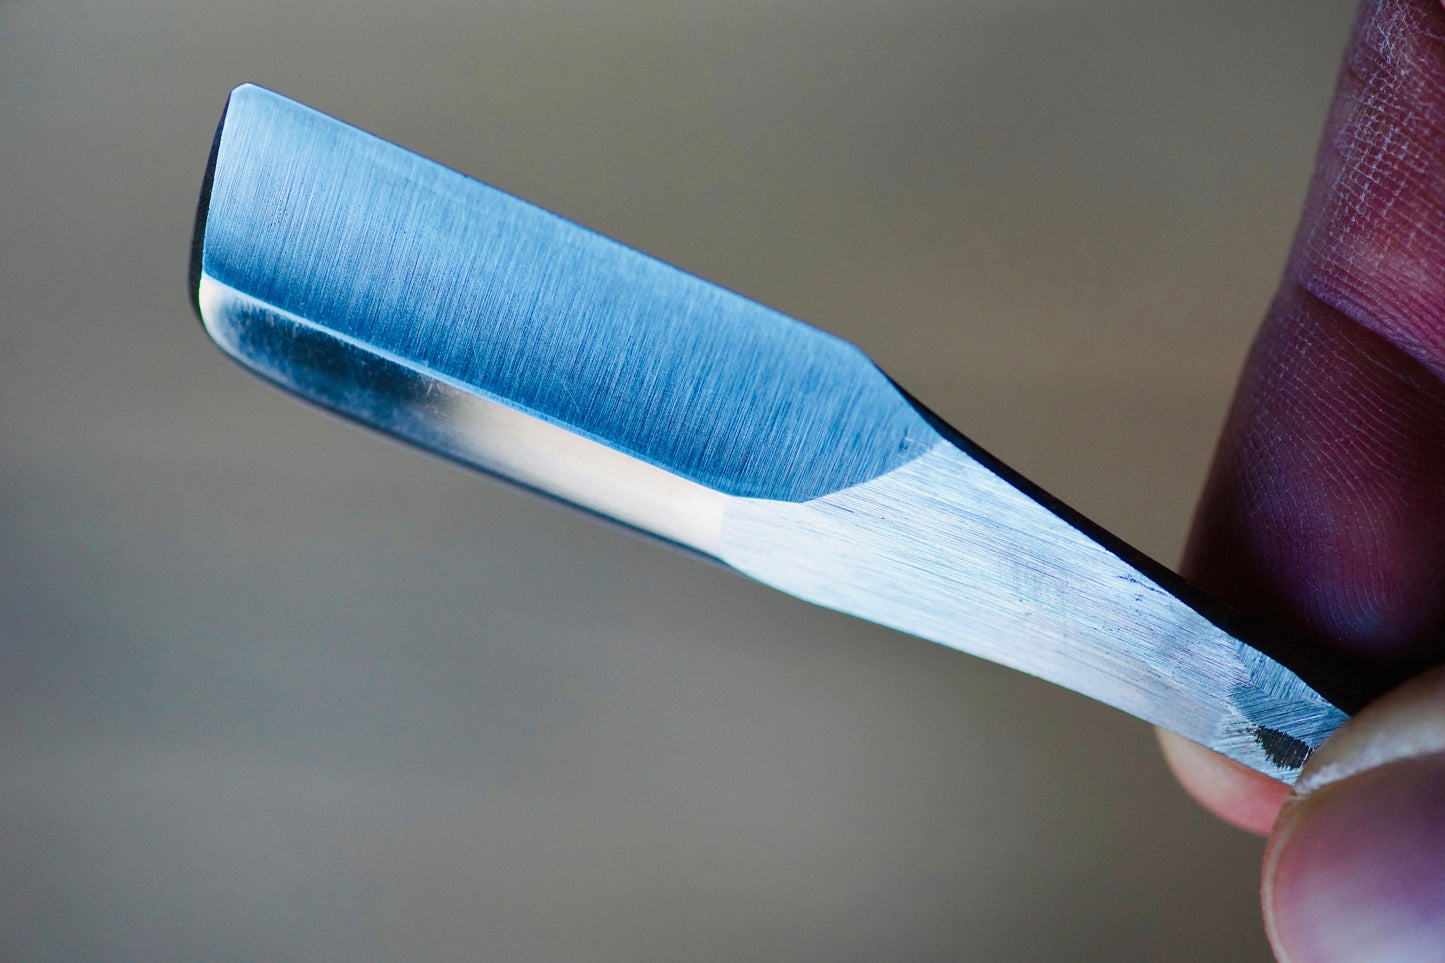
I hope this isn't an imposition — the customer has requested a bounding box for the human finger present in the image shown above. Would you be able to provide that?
[1164,0,1445,833]
[1264,664,1445,961]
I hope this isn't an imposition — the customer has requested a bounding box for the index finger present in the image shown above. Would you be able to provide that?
[1165,0,1445,834]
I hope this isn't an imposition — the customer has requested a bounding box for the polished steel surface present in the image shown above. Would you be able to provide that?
[197,274,732,553]
[201,86,933,503]
[196,85,1349,783]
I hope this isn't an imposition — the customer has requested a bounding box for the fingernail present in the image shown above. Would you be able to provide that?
[1263,666,1445,962]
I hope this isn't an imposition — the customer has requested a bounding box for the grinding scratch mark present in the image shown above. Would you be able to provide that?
[1254,726,1314,771]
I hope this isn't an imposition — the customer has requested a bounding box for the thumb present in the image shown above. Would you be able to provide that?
[1264,664,1445,961]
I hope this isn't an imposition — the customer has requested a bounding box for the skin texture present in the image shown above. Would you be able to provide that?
[1163,0,1445,957]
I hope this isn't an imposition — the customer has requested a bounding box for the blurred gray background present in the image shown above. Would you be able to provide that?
[0,0,1357,959]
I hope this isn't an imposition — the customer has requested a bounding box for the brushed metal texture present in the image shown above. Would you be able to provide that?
[722,446,1347,780]
[199,84,934,503]
[194,84,1353,783]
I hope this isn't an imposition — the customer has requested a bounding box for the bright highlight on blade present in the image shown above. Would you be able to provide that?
[199,274,730,554]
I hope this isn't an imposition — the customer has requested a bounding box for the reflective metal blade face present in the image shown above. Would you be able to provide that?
[193,84,1354,783]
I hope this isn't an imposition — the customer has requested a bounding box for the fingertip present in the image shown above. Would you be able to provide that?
[1261,665,1445,961]
[1156,728,1291,836]
[1264,754,1445,962]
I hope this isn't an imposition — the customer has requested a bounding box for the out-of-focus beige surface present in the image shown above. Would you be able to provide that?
[0,1,1356,959]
